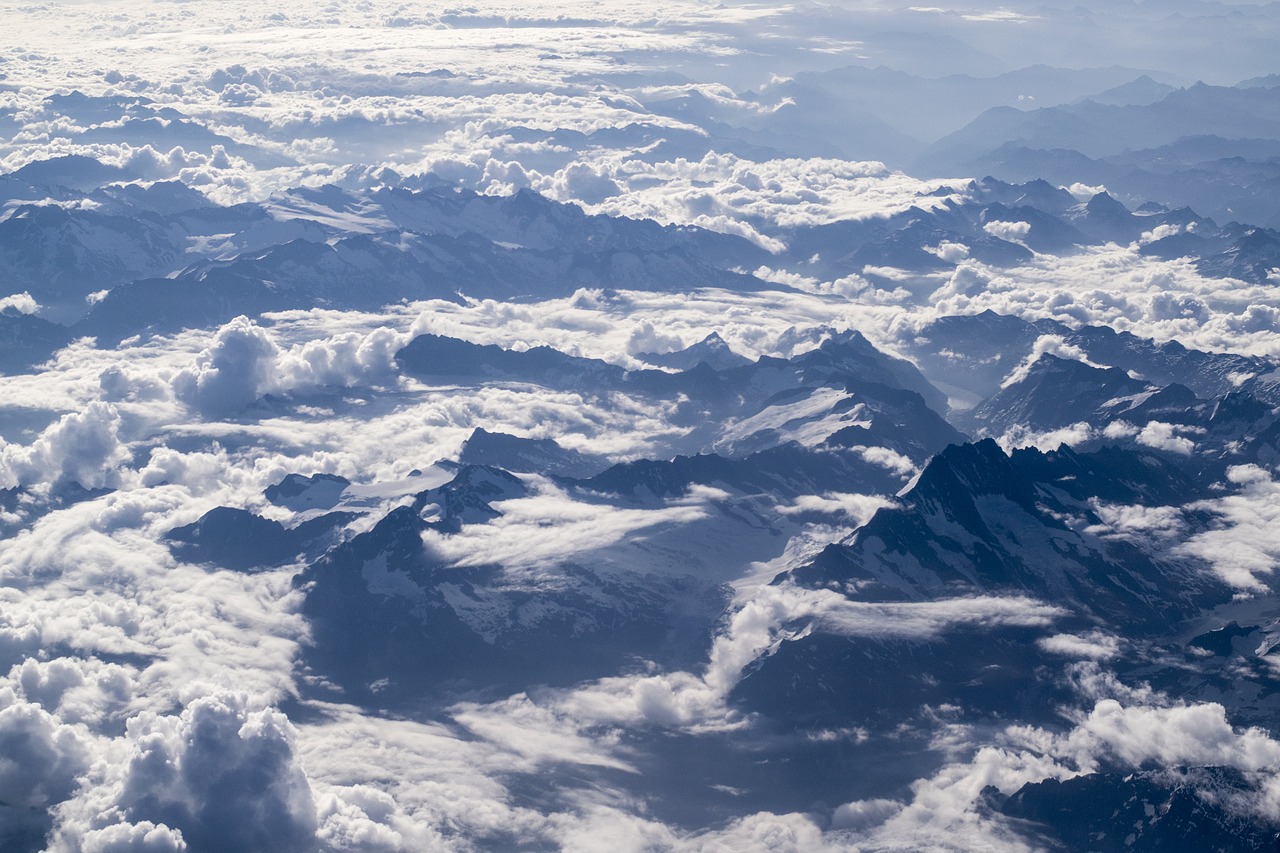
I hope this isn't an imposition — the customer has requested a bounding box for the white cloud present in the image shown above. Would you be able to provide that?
[924,241,970,263]
[843,694,1280,849]
[108,694,317,853]
[1036,631,1121,660]
[172,317,281,417]
[1066,182,1106,201]
[420,480,713,572]
[0,291,40,315]
[1086,502,1185,544]
[982,220,1032,243]
[999,334,1106,389]
[993,421,1095,452]
[0,696,92,811]
[477,585,1060,735]
[78,822,187,853]
[172,316,407,416]
[0,401,131,489]
[1179,466,1280,592]
[1135,421,1196,455]
[776,492,895,524]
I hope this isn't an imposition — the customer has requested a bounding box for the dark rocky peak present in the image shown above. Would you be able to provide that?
[964,353,1155,434]
[395,333,623,388]
[167,506,353,571]
[789,329,948,415]
[1010,443,1205,506]
[1065,191,1146,243]
[1197,226,1280,283]
[638,331,752,372]
[0,310,75,373]
[1097,382,1204,426]
[7,154,142,192]
[1083,189,1132,220]
[91,179,214,217]
[1001,767,1280,853]
[1010,178,1079,214]
[1209,389,1275,429]
[787,438,1228,625]
[904,438,1038,514]
[458,428,608,478]
[411,464,528,532]
[264,472,351,511]
[970,176,1076,215]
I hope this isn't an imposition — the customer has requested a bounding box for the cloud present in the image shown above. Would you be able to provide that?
[924,241,970,263]
[575,151,959,246]
[6,657,135,727]
[999,334,1106,389]
[479,585,1061,734]
[982,220,1032,243]
[993,421,1095,452]
[1036,631,1121,660]
[548,162,621,205]
[1135,420,1196,455]
[776,492,895,523]
[172,317,281,417]
[850,445,918,478]
[1179,466,1280,592]
[0,401,131,489]
[0,696,92,811]
[843,693,1280,849]
[0,291,40,314]
[0,485,310,713]
[172,316,407,416]
[112,694,317,853]
[1085,502,1186,545]
[1062,699,1280,772]
[420,480,712,572]
[78,822,187,853]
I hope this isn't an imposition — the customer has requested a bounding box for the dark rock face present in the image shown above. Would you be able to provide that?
[788,439,1224,625]
[166,507,354,571]
[1001,768,1280,853]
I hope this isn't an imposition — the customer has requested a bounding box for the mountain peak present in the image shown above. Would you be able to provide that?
[638,330,751,371]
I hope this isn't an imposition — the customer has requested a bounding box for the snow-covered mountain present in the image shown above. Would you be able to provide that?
[7,4,1280,850]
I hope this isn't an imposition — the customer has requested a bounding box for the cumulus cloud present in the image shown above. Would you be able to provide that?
[548,162,621,205]
[0,291,40,315]
[6,657,135,727]
[0,697,92,812]
[924,241,971,263]
[78,822,187,853]
[172,318,281,417]
[1136,420,1196,455]
[994,421,1095,452]
[111,694,317,853]
[0,402,131,489]
[578,151,958,246]
[172,316,406,416]
[982,220,1032,243]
